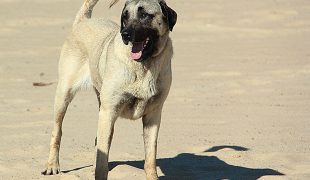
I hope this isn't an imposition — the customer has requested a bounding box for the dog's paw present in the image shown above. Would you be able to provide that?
[41,162,60,175]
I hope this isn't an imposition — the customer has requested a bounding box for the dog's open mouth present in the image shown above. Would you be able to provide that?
[131,38,150,61]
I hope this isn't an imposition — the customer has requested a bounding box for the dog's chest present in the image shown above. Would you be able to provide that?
[121,69,160,120]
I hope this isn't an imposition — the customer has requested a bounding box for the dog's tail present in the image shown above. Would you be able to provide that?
[109,0,120,8]
[73,0,100,26]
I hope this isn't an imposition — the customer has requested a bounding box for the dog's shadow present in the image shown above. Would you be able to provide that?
[63,145,284,180]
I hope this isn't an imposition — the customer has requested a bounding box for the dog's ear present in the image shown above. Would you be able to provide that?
[120,5,126,33]
[159,1,177,31]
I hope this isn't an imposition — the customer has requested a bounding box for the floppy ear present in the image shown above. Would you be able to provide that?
[159,1,177,31]
[120,5,126,33]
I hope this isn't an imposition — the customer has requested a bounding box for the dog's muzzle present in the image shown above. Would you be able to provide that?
[121,26,151,61]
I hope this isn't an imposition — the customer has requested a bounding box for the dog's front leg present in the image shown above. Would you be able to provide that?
[95,108,117,180]
[142,107,162,180]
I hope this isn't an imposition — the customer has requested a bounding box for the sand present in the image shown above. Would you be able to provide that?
[0,0,309,179]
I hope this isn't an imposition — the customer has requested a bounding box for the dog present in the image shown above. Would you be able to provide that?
[41,0,177,179]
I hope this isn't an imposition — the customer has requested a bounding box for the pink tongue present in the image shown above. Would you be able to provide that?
[131,42,144,60]
[131,51,142,60]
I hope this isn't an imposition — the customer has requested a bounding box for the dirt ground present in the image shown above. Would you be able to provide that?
[0,0,309,179]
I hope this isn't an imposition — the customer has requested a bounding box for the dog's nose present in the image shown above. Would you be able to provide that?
[121,31,131,44]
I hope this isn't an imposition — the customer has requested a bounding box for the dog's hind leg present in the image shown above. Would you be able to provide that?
[42,46,90,175]
[42,84,76,175]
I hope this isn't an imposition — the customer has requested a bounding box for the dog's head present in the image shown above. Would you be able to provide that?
[114,0,177,62]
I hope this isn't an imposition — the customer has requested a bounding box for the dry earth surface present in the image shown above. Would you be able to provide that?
[0,0,309,179]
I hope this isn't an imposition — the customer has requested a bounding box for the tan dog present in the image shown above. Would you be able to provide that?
[42,0,177,179]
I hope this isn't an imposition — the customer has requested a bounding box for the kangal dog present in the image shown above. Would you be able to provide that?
[42,0,177,179]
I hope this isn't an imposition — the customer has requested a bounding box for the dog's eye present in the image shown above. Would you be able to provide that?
[141,12,148,18]
[140,12,153,20]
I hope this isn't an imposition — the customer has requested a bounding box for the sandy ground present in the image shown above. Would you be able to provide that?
[0,0,310,179]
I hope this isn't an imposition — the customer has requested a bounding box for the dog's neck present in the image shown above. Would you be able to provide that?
[152,31,170,57]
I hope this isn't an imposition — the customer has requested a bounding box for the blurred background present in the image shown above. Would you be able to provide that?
[0,0,309,179]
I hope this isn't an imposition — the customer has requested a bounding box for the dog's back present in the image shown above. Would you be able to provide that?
[69,19,119,59]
